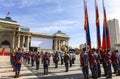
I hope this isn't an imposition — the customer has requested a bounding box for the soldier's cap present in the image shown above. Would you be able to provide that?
[92,48,96,51]
[82,48,86,51]
[18,48,21,51]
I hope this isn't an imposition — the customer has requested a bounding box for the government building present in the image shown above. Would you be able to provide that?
[108,19,120,51]
[0,17,69,55]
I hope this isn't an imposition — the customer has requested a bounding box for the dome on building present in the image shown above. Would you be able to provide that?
[53,30,69,38]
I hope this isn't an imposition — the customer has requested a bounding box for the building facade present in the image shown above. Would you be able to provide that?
[108,19,120,50]
[0,17,69,54]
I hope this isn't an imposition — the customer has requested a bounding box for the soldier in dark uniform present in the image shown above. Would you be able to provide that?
[23,52,27,63]
[89,49,98,79]
[72,52,76,64]
[69,52,73,67]
[112,50,120,75]
[31,52,35,66]
[80,48,89,79]
[101,50,107,76]
[111,50,117,74]
[14,48,23,78]
[35,52,40,70]
[27,51,31,64]
[54,52,59,68]
[43,52,50,75]
[60,52,64,65]
[96,49,101,77]
[104,50,112,78]
[64,52,69,72]
[117,50,120,75]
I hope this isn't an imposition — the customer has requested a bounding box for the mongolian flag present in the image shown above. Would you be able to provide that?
[102,4,111,50]
[84,1,91,49]
[6,12,10,16]
[95,1,101,49]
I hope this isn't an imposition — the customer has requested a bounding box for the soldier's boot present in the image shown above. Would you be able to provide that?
[118,70,120,75]
[37,65,39,70]
[107,72,112,78]
[17,71,20,78]
[65,68,67,72]
[46,69,48,75]
[98,72,101,77]
[56,64,58,68]
[45,69,48,75]
[44,68,45,75]
[66,67,69,72]
[84,76,88,79]
[14,72,17,78]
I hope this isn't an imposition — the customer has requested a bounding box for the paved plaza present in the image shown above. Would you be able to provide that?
[0,56,120,79]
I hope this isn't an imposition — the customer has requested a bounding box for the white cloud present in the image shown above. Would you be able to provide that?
[53,20,78,25]
[30,20,82,34]
[106,0,120,26]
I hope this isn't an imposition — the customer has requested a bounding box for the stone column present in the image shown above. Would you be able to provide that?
[22,35,25,47]
[55,39,57,51]
[18,35,20,48]
[59,40,61,51]
[27,36,30,49]
[12,31,15,49]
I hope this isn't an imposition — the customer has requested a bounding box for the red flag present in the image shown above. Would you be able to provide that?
[102,5,111,50]
[84,1,91,49]
[95,1,101,49]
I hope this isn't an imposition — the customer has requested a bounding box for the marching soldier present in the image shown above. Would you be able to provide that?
[23,51,27,63]
[104,50,112,78]
[35,52,41,70]
[72,52,76,64]
[14,48,23,78]
[31,52,35,66]
[111,50,117,75]
[64,52,69,72]
[80,48,89,79]
[60,52,64,65]
[27,51,31,64]
[96,49,101,77]
[111,50,120,75]
[54,52,59,68]
[69,52,73,67]
[101,50,107,76]
[89,49,98,79]
[43,52,50,75]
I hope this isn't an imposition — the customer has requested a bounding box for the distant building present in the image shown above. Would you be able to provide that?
[108,19,120,50]
[0,17,69,55]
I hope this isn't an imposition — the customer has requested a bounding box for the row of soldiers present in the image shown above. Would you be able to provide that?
[80,48,120,79]
[22,51,76,73]
[10,48,77,78]
[10,48,51,78]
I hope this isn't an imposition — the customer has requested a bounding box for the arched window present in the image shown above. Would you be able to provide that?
[1,40,10,45]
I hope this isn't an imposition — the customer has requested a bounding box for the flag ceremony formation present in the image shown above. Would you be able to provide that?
[84,0,111,50]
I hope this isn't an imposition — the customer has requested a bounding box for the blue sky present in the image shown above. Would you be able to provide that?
[0,0,119,48]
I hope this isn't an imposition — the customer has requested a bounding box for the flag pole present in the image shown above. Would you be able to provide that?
[102,0,107,51]
[83,0,87,51]
[94,0,98,49]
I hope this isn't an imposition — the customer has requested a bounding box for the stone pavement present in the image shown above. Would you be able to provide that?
[0,56,37,79]
[0,56,120,79]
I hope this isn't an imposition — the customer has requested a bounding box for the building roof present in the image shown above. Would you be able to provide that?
[31,32,53,38]
[0,17,20,27]
[0,17,17,23]
[53,31,69,38]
